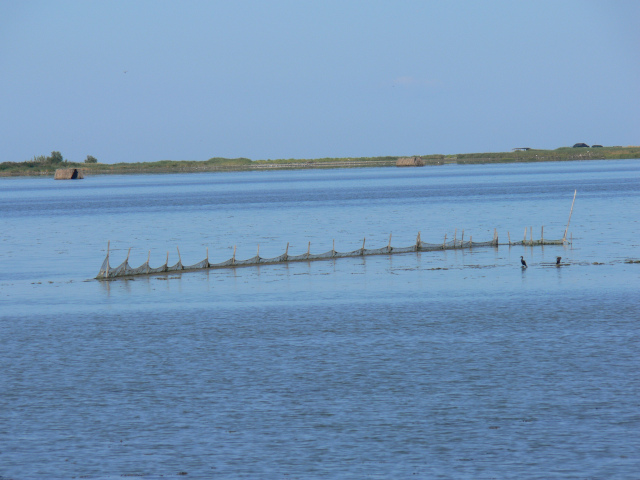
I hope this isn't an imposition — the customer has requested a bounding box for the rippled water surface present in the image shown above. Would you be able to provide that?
[1,160,639,479]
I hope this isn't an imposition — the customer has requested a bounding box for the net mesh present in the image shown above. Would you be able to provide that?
[96,230,567,280]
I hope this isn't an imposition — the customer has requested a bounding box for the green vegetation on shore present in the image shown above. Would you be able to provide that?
[2,146,639,177]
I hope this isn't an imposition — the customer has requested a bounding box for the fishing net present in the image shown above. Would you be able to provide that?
[96,229,566,280]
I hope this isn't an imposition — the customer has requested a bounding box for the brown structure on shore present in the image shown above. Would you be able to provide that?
[396,156,425,167]
[54,168,84,180]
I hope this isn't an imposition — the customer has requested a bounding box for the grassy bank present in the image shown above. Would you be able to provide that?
[1,147,639,177]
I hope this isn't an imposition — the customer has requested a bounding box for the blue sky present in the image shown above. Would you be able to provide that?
[1,1,638,163]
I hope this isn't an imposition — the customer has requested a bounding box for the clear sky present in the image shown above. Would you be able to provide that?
[1,1,638,164]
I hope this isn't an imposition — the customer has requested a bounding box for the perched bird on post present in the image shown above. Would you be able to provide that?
[556,256,562,265]
[520,256,527,268]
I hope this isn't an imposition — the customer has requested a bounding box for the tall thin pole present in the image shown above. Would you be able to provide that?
[105,241,110,279]
[563,190,577,242]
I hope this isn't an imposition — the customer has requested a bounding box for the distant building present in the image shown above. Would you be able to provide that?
[592,144,603,148]
[54,168,83,180]
[396,156,425,167]
[512,147,531,151]
[572,143,589,148]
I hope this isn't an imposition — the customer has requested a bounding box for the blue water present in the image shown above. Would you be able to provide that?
[1,160,639,479]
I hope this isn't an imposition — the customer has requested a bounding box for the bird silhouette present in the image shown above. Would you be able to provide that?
[520,256,527,268]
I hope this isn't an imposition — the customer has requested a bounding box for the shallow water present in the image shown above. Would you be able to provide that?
[1,160,639,479]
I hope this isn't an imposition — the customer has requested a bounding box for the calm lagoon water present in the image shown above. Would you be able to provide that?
[1,160,639,479]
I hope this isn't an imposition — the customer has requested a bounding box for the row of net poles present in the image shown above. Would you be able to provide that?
[505,190,576,246]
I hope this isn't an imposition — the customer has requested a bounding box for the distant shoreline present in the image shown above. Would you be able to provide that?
[2,146,639,177]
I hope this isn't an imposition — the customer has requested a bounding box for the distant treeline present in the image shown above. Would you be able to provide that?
[0,151,98,176]
[1,147,639,176]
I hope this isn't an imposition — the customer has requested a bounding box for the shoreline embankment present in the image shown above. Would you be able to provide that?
[2,146,639,177]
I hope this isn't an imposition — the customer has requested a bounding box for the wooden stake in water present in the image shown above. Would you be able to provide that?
[233,245,236,264]
[388,233,392,250]
[541,226,544,244]
[443,234,447,249]
[507,231,511,246]
[563,189,577,242]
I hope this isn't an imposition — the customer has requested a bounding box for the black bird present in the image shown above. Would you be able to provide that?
[520,256,527,268]
[556,256,562,265]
